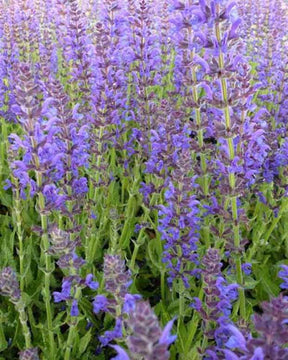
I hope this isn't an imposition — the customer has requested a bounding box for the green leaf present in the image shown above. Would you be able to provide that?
[78,329,92,356]
[243,278,260,290]
[0,192,12,208]
[256,265,279,298]
[0,324,8,351]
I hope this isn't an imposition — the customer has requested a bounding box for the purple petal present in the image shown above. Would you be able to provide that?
[85,274,99,290]
[71,299,79,317]
[110,345,130,360]
[222,349,240,360]
[224,324,247,351]
[159,318,177,345]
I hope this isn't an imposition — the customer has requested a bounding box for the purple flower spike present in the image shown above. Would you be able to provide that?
[218,295,288,358]
[0,267,21,303]
[126,301,176,360]
[104,253,132,300]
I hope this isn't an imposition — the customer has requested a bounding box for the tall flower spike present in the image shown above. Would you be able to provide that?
[125,301,176,360]
[197,0,269,320]
[9,63,66,206]
[43,77,90,208]
[93,254,138,314]
[158,156,201,288]
[120,0,162,154]
[0,266,32,349]
[191,248,238,355]
[104,253,132,301]
[48,226,79,255]
[92,253,140,348]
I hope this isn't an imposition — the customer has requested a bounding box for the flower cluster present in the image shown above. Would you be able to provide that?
[43,77,90,204]
[19,348,39,360]
[192,248,238,351]
[219,295,288,359]
[0,267,21,303]
[158,176,200,287]
[8,63,66,207]
[111,301,176,360]
[1,0,288,359]
[93,253,141,346]
[50,226,98,316]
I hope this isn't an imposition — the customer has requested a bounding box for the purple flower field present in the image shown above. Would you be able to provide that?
[0,0,288,359]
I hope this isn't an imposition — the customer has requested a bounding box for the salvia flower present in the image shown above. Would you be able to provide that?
[8,63,66,207]
[110,345,130,360]
[192,248,238,347]
[218,295,288,359]
[19,348,40,360]
[0,267,21,303]
[53,273,98,317]
[43,78,90,205]
[99,317,123,346]
[279,264,288,290]
[93,295,109,314]
[158,174,200,287]
[50,225,98,319]
[123,301,176,360]
[92,253,141,347]
[93,254,140,315]
[70,299,80,317]
[48,225,89,273]
[85,274,99,290]
[103,253,134,305]
[53,279,72,303]
[241,263,252,276]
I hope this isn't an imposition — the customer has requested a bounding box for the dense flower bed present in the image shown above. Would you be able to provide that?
[0,0,288,359]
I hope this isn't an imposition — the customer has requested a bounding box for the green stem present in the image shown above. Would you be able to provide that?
[15,301,31,349]
[13,179,25,292]
[64,288,82,360]
[184,288,204,354]
[0,117,8,182]
[262,198,288,244]
[119,193,138,249]
[35,173,55,357]
[215,8,246,319]
[176,279,185,351]
[191,50,210,246]
[130,242,140,272]
[161,271,166,303]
